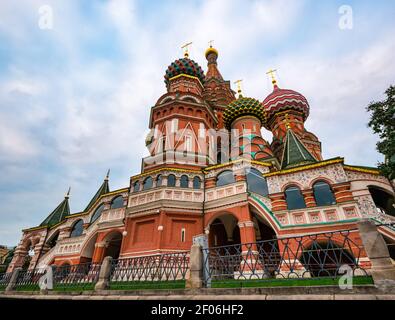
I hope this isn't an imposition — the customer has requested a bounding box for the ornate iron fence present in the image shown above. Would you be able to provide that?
[203,229,370,287]
[15,269,46,291]
[0,272,12,291]
[109,252,190,290]
[53,262,101,291]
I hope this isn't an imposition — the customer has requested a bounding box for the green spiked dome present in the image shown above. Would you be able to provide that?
[164,58,205,85]
[223,96,266,129]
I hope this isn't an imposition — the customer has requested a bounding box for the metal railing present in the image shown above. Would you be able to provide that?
[0,272,12,291]
[109,252,190,290]
[53,262,101,291]
[15,269,46,291]
[202,229,369,287]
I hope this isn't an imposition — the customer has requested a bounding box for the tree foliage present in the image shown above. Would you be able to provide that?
[367,85,395,180]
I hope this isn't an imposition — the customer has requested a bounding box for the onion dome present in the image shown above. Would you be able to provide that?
[223,96,266,129]
[164,58,205,86]
[262,84,310,123]
[205,46,218,60]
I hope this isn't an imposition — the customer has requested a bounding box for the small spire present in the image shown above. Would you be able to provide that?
[266,68,278,87]
[208,40,214,48]
[105,169,110,181]
[65,187,71,199]
[181,42,193,58]
[234,79,243,98]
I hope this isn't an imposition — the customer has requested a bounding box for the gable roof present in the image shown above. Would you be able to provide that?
[39,191,70,227]
[281,129,317,169]
[84,173,110,212]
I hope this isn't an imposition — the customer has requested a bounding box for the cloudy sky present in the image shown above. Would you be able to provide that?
[0,0,394,246]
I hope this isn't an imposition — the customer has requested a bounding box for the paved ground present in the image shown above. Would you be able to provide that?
[1,284,395,300]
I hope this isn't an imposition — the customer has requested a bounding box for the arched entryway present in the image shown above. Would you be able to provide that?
[208,214,240,247]
[80,234,97,264]
[103,231,123,260]
[368,186,395,217]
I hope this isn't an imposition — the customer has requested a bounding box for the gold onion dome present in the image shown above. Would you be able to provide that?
[223,96,266,129]
[205,46,218,59]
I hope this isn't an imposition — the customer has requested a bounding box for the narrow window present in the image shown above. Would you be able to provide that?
[167,174,176,187]
[180,175,189,188]
[185,135,192,152]
[193,176,201,189]
[181,228,186,242]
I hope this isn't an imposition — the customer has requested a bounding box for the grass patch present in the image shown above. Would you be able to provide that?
[15,285,40,291]
[109,280,186,290]
[53,283,95,292]
[210,276,374,288]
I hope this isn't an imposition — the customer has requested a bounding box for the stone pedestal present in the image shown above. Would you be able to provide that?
[94,256,113,291]
[186,243,203,289]
[358,220,395,285]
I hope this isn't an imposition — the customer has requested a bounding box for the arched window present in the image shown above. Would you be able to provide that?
[180,175,189,188]
[110,196,124,209]
[313,181,336,207]
[193,176,201,189]
[285,186,306,210]
[156,174,163,187]
[167,174,176,187]
[246,168,268,196]
[368,186,395,217]
[143,176,153,190]
[216,170,235,187]
[70,219,84,237]
[90,204,104,223]
[47,231,59,248]
[133,181,140,192]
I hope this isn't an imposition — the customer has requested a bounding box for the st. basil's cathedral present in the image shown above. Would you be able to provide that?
[7,44,395,272]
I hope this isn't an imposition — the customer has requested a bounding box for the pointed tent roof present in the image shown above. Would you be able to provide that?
[281,129,317,169]
[40,188,71,227]
[84,170,110,212]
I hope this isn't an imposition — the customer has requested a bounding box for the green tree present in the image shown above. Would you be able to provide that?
[367,85,395,180]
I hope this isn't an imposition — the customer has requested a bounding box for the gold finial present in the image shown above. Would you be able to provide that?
[208,40,214,48]
[284,113,291,130]
[234,79,243,97]
[181,42,193,58]
[65,187,71,198]
[266,68,278,86]
[105,169,110,181]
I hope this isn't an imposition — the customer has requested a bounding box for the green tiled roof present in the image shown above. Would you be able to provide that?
[84,177,110,212]
[40,194,70,227]
[281,129,317,169]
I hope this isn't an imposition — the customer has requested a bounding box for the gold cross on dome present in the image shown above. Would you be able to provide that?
[181,42,193,58]
[266,68,278,85]
[234,79,243,96]
[208,40,214,48]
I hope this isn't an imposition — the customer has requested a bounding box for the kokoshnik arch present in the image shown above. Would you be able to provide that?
[7,44,395,272]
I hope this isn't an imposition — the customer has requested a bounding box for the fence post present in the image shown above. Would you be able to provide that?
[186,243,203,289]
[94,256,112,291]
[5,267,21,292]
[358,219,395,285]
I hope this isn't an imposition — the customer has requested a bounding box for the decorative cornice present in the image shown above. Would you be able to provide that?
[64,187,129,220]
[264,158,344,177]
[343,165,380,175]
[168,74,203,87]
